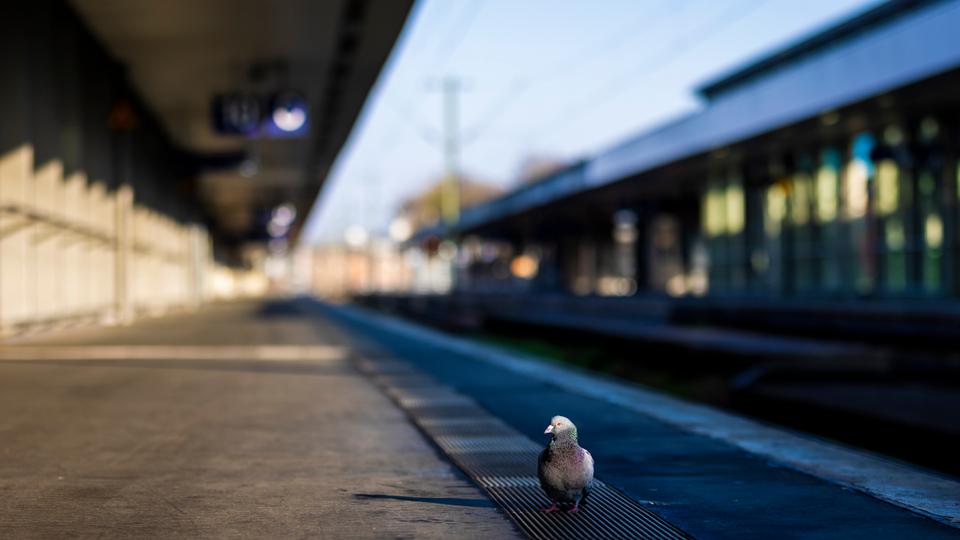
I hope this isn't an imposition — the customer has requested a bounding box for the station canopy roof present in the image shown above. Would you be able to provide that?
[70,0,413,248]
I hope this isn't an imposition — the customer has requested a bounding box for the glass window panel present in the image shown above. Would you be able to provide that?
[885,218,905,250]
[789,163,816,293]
[915,129,943,295]
[852,133,876,174]
[923,212,943,293]
[919,172,935,197]
[884,218,907,292]
[818,148,842,290]
[924,210,943,249]
[848,132,876,293]
[886,251,907,291]
[817,149,841,223]
[919,117,940,142]
[816,166,838,223]
[765,182,787,237]
[876,160,899,216]
[725,180,744,235]
[845,160,869,219]
[923,213,943,292]
[956,161,960,200]
[852,218,873,294]
[845,134,874,221]
[924,250,942,292]
[703,182,726,238]
[883,125,904,146]
[791,173,811,225]
[763,182,787,295]
[701,190,713,236]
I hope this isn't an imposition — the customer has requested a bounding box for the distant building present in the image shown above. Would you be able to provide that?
[420,0,960,308]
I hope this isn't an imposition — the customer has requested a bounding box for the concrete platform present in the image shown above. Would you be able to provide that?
[0,300,519,539]
[320,301,960,540]
[3,297,959,539]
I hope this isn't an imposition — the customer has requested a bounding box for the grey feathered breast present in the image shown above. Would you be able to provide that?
[538,444,593,504]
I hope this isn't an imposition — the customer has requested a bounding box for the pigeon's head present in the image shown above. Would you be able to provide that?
[544,415,577,440]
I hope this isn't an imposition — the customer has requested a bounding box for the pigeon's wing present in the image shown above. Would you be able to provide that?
[538,445,566,501]
[537,446,551,486]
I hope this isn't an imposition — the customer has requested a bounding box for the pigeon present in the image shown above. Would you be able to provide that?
[537,415,594,513]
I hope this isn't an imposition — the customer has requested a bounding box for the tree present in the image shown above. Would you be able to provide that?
[515,154,569,186]
[397,175,504,231]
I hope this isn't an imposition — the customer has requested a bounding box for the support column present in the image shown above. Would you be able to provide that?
[188,224,208,307]
[114,184,134,324]
[0,8,31,335]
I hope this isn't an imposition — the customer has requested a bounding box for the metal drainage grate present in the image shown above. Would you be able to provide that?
[358,356,691,540]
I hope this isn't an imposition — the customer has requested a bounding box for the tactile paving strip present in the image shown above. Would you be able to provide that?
[356,357,691,540]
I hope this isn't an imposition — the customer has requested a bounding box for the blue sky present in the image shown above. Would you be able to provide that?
[303,0,883,243]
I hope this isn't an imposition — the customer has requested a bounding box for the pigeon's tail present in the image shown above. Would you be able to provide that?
[580,485,589,507]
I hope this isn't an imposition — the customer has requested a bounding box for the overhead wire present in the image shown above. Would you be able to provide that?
[345,0,770,235]
[355,0,486,232]
[460,0,681,147]
[430,0,485,71]
[371,0,485,157]
[524,0,769,148]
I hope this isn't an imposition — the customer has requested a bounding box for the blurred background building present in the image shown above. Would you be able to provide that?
[344,0,960,331]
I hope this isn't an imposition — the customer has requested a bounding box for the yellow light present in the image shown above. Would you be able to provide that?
[665,275,686,297]
[816,166,838,223]
[597,277,637,297]
[956,162,960,201]
[765,183,786,236]
[510,254,538,279]
[725,181,744,235]
[702,185,725,237]
[844,160,868,219]
[876,160,899,216]
[925,215,943,248]
[883,125,904,146]
[885,219,905,250]
[791,174,811,225]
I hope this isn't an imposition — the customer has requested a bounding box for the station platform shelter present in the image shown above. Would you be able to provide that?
[404,0,960,348]
[0,0,411,336]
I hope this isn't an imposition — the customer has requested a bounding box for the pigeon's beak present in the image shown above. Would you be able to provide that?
[544,424,554,435]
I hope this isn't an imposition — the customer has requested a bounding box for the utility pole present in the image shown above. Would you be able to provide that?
[366,172,379,293]
[441,76,463,293]
[440,76,461,227]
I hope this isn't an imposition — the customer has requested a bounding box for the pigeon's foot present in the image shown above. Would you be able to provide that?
[568,503,580,514]
[541,503,559,513]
